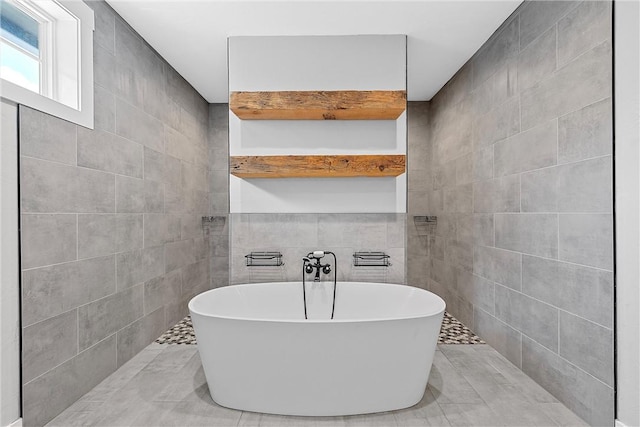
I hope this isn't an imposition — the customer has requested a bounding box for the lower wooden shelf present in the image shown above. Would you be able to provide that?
[230,155,406,178]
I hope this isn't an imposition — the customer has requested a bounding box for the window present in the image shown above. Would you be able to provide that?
[0,0,93,128]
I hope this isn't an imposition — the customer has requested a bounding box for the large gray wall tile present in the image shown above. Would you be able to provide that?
[559,213,613,269]
[21,214,77,269]
[558,97,612,164]
[473,16,519,87]
[166,127,195,164]
[19,107,77,165]
[474,307,522,368]
[144,183,165,216]
[143,147,165,183]
[116,214,143,252]
[115,176,145,213]
[517,26,556,91]
[22,310,78,383]
[116,308,165,367]
[143,270,182,315]
[473,146,493,182]
[94,85,116,132]
[473,214,494,247]
[77,128,143,178]
[557,1,611,67]
[456,270,494,314]
[182,259,210,296]
[559,311,613,386]
[473,97,520,148]
[522,336,614,426]
[519,1,580,50]
[21,157,115,213]
[473,245,521,291]
[472,60,518,115]
[444,184,472,213]
[495,213,558,258]
[115,99,164,152]
[183,163,209,192]
[495,285,559,351]
[473,175,520,213]
[78,285,143,351]
[144,214,181,247]
[521,156,612,213]
[521,41,611,130]
[116,246,165,289]
[432,101,473,165]
[430,257,457,290]
[456,214,473,244]
[209,169,228,194]
[522,255,613,328]
[94,45,116,92]
[22,336,117,427]
[22,256,116,326]
[494,119,557,177]
[78,214,116,259]
[165,239,196,272]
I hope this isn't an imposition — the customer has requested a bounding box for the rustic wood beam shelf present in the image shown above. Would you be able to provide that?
[229,90,406,120]
[230,155,406,178]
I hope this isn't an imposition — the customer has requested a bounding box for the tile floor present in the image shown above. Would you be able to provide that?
[46,344,588,427]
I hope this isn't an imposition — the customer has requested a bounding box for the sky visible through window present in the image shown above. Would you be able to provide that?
[0,0,40,92]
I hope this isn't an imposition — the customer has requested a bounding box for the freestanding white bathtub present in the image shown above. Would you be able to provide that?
[188,281,445,416]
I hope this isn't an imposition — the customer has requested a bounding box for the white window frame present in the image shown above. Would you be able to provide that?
[0,0,94,128]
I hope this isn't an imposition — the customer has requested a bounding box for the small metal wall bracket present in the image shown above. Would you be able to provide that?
[353,251,391,267]
[202,216,226,235]
[245,252,284,267]
[413,215,437,236]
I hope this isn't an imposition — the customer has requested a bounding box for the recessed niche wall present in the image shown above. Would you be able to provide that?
[228,35,407,213]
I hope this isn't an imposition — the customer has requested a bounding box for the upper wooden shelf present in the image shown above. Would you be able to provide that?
[230,154,406,178]
[229,90,406,120]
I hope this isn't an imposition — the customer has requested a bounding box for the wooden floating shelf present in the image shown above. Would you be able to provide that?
[230,90,406,120]
[230,155,406,178]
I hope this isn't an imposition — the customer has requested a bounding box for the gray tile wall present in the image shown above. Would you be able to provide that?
[407,2,613,425]
[19,2,215,425]
[207,105,230,289]
[230,214,405,285]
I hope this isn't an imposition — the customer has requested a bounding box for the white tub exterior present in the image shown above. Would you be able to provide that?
[188,281,445,416]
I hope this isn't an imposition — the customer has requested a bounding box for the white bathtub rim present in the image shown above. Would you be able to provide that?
[188,281,446,324]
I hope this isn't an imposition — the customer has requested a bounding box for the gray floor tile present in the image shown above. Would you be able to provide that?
[158,391,242,427]
[81,345,164,402]
[344,412,398,426]
[46,342,589,427]
[393,388,451,426]
[438,403,504,427]
[427,352,485,405]
[239,412,321,427]
[538,403,590,427]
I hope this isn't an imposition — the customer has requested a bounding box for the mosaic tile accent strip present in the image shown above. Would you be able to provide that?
[156,311,484,345]
[439,311,485,344]
[156,316,196,345]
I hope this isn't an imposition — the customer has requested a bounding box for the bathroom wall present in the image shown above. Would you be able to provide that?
[406,101,430,290]
[228,35,407,213]
[229,214,405,285]
[208,104,230,289]
[18,1,212,425]
[0,100,21,427]
[614,1,640,425]
[409,2,614,425]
